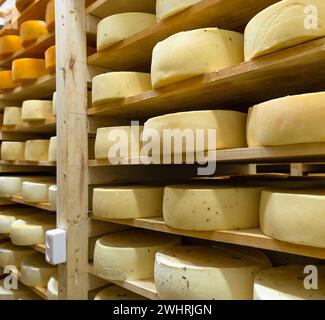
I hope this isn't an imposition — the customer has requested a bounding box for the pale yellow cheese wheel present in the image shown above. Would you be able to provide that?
[94,230,181,281]
[48,185,57,211]
[21,100,52,122]
[92,72,152,106]
[0,242,34,268]
[24,140,50,161]
[48,137,56,162]
[1,142,25,161]
[260,189,325,248]
[97,13,156,51]
[52,92,56,116]
[47,274,58,300]
[156,0,202,21]
[3,107,22,126]
[245,0,325,61]
[22,180,55,203]
[151,28,244,88]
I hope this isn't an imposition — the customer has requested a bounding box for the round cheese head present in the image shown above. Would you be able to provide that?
[97,13,156,51]
[47,274,58,300]
[0,71,17,92]
[0,242,34,268]
[0,208,37,234]
[247,92,325,147]
[48,185,57,211]
[0,177,22,197]
[12,58,46,84]
[151,28,244,88]
[163,185,262,231]
[22,100,52,122]
[254,265,325,300]
[156,0,202,21]
[93,230,181,281]
[22,180,55,203]
[24,140,50,161]
[48,137,57,162]
[3,107,22,126]
[20,20,49,47]
[94,285,147,300]
[1,142,25,161]
[155,244,272,300]
[245,0,325,61]
[0,35,22,58]
[92,72,152,106]
[45,45,56,74]
[260,189,325,248]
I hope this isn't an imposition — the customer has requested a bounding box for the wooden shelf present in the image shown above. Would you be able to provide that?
[0,160,56,167]
[88,264,158,300]
[1,117,56,133]
[0,235,46,255]
[87,0,278,70]
[0,33,55,68]
[88,37,325,118]
[9,196,55,212]
[0,74,55,103]
[92,216,325,260]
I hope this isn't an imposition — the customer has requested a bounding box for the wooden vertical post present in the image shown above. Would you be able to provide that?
[55,0,89,300]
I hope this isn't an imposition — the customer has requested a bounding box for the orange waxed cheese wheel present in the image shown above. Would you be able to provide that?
[0,36,22,59]
[0,71,17,92]
[12,59,46,84]
[20,20,48,47]
[45,46,56,74]
[45,0,55,32]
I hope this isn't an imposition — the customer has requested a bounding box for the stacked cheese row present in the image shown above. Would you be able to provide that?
[0,137,57,162]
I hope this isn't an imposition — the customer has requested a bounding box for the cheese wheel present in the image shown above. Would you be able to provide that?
[151,28,244,88]
[20,20,48,47]
[94,230,181,281]
[92,72,152,106]
[244,0,325,61]
[10,214,55,245]
[93,186,164,220]
[163,185,262,231]
[97,13,156,51]
[12,58,46,84]
[254,265,325,300]
[0,70,17,92]
[52,92,56,116]
[48,137,57,162]
[144,110,247,153]
[0,208,39,234]
[156,0,202,21]
[3,107,22,126]
[247,92,325,147]
[0,242,34,267]
[48,185,57,211]
[1,142,25,161]
[45,45,56,74]
[22,180,55,203]
[21,253,56,287]
[260,189,325,248]
[0,280,41,300]
[94,285,147,300]
[15,0,33,12]
[24,140,50,161]
[45,0,55,32]
[155,244,272,300]
[47,274,58,300]
[21,100,52,122]
[0,35,22,58]
[95,126,144,160]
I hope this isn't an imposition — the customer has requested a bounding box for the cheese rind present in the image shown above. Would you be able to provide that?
[47,274,58,300]
[156,0,202,21]
[3,107,22,126]
[92,72,152,106]
[144,110,247,152]
[0,242,34,267]
[52,92,56,116]
[244,0,325,61]
[20,20,48,47]
[163,186,262,231]
[97,13,156,51]
[247,92,325,147]
[0,177,22,197]
[24,140,50,161]
[48,137,56,162]
[21,253,56,287]
[260,189,325,248]
[94,230,181,281]
[94,285,147,300]
[45,0,55,32]
[155,244,271,300]
[0,71,17,92]
[22,180,55,203]
[1,142,25,161]
[12,58,46,84]
[10,214,55,245]
[45,45,56,74]
[93,186,164,220]
[48,185,57,211]
[151,28,244,88]
[254,265,325,300]
[95,126,144,160]
[0,36,22,58]
[21,100,52,122]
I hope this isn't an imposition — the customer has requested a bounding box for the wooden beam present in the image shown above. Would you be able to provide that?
[56,0,89,300]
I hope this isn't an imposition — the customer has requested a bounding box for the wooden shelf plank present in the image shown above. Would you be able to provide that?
[9,196,55,212]
[88,37,325,118]
[0,33,55,68]
[92,216,325,260]
[0,235,46,255]
[86,0,156,19]
[15,269,47,299]
[1,117,56,133]
[0,160,56,167]
[88,264,158,300]
[87,0,278,70]
[89,143,325,166]
[0,74,56,103]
